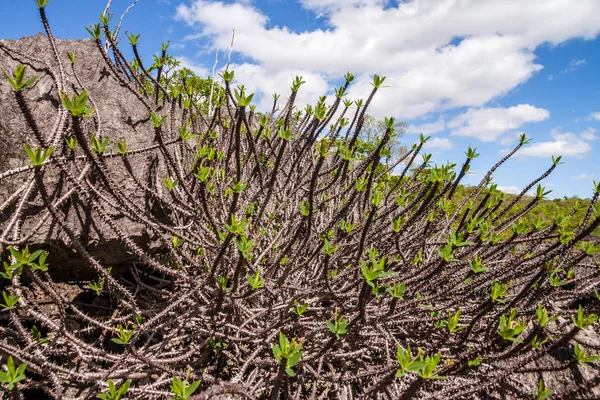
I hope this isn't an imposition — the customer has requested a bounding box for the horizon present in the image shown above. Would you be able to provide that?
[1,0,599,199]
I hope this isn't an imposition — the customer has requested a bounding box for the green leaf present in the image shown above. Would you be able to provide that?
[85,24,102,40]
[185,380,201,397]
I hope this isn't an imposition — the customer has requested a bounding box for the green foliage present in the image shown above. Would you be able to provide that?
[498,309,526,343]
[170,376,201,400]
[371,74,386,89]
[1,64,38,92]
[279,127,293,141]
[537,304,559,328]
[220,70,234,83]
[99,12,112,26]
[111,324,134,345]
[150,112,168,128]
[532,378,553,400]
[0,356,26,391]
[551,155,563,166]
[4,13,600,397]
[246,270,264,290]
[233,86,254,107]
[469,255,487,274]
[439,309,467,334]
[114,140,127,155]
[574,344,599,366]
[326,313,349,340]
[217,275,230,291]
[467,356,483,367]
[531,335,550,350]
[290,76,306,93]
[465,146,479,159]
[179,125,198,142]
[395,345,444,380]
[272,332,303,377]
[60,90,95,117]
[164,176,179,191]
[572,304,598,329]
[127,32,140,45]
[225,215,247,236]
[299,201,310,217]
[31,325,49,345]
[89,267,112,296]
[490,282,508,303]
[395,345,426,378]
[386,281,406,299]
[438,229,472,262]
[2,246,49,278]
[91,135,111,155]
[23,144,55,167]
[292,300,308,318]
[85,23,102,39]
[97,379,131,400]
[391,215,405,232]
[361,253,393,289]
[416,352,444,380]
[205,339,227,353]
[235,235,254,259]
[65,136,78,150]
[322,238,338,256]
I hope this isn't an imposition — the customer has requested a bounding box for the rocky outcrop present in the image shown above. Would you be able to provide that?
[0,34,171,280]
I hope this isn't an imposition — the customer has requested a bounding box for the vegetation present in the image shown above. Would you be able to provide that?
[0,1,599,399]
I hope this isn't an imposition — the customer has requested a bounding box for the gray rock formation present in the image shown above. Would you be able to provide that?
[0,34,171,280]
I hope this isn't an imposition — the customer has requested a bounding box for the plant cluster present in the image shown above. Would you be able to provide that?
[0,1,599,399]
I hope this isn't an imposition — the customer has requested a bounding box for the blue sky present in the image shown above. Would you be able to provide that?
[1,0,600,199]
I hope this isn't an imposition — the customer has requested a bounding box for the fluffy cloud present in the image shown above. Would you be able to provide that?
[550,58,587,80]
[571,174,594,180]
[587,111,600,121]
[561,58,586,74]
[174,0,600,119]
[505,127,593,158]
[227,64,330,111]
[580,127,597,141]
[448,104,550,142]
[497,185,520,194]
[172,55,210,78]
[423,137,453,150]
[406,117,445,135]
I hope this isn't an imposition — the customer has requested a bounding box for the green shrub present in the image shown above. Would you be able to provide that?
[0,1,599,398]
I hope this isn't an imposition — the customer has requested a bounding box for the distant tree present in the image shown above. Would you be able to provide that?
[355,114,408,167]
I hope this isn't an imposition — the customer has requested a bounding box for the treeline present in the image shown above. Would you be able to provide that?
[452,184,600,238]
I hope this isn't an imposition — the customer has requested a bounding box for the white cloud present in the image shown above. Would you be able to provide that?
[499,132,522,146]
[448,104,550,142]
[561,58,586,74]
[228,64,330,111]
[571,174,593,180]
[173,55,210,78]
[169,42,186,50]
[174,0,600,119]
[406,117,445,135]
[423,137,453,150]
[497,185,520,194]
[506,127,593,158]
[587,111,600,121]
[580,127,597,141]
